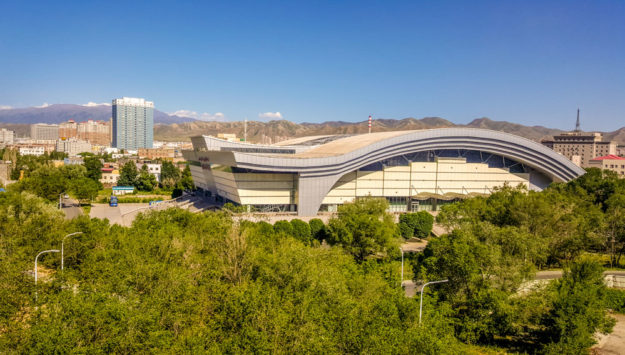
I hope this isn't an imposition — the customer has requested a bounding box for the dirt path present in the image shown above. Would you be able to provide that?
[594,313,625,354]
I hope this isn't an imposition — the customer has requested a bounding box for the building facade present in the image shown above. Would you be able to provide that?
[56,139,93,156]
[184,129,585,216]
[0,128,14,145]
[60,119,111,146]
[30,123,59,140]
[588,155,625,177]
[112,97,154,150]
[541,132,617,167]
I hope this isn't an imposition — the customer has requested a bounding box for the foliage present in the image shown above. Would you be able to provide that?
[309,218,328,242]
[327,197,399,262]
[83,155,103,183]
[222,202,247,213]
[605,288,625,313]
[273,220,293,236]
[399,211,434,239]
[180,165,194,190]
[0,194,462,353]
[540,258,614,353]
[290,219,312,244]
[160,161,180,189]
[117,161,138,187]
[136,164,158,192]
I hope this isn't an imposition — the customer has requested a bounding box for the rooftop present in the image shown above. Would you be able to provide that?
[591,155,625,161]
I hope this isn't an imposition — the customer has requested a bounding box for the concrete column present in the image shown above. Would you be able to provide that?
[297,174,341,216]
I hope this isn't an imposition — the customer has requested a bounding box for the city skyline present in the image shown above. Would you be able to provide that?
[0,0,623,131]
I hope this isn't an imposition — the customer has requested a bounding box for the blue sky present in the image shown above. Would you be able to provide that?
[0,0,623,130]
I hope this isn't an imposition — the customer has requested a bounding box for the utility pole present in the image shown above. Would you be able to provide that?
[368,115,372,134]
[244,118,247,142]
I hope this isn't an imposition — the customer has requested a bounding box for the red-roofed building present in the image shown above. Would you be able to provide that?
[589,155,625,177]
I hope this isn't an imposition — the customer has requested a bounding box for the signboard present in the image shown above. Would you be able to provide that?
[112,186,135,196]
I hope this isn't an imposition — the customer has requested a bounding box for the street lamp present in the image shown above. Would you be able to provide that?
[419,279,449,325]
[59,192,65,209]
[61,232,83,271]
[34,249,60,302]
[400,248,404,288]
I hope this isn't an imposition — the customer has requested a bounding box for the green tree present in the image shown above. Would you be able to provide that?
[309,218,328,242]
[327,197,399,262]
[83,155,104,183]
[290,219,312,244]
[540,258,614,353]
[117,161,138,187]
[399,211,434,239]
[160,161,180,189]
[180,164,194,190]
[70,177,100,202]
[136,164,157,191]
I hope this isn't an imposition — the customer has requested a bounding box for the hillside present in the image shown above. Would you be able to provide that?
[153,117,571,144]
[0,104,193,124]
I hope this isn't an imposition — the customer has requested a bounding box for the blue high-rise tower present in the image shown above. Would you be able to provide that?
[112,97,154,149]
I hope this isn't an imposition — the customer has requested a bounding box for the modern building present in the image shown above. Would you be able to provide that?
[588,155,625,177]
[112,97,154,150]
[56,139,92,156]
[0,128,15,145]
[183,128,585,216]
[30,123,59,140]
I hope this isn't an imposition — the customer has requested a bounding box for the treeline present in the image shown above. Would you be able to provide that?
[116,161,194,196]
[1,167,624,353]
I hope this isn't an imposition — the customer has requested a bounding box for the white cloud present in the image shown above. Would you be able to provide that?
[35,103,50,108]
[0,105,12,110]
[83,102,111,107]
[258,112,283,119]
[169,110,226,121]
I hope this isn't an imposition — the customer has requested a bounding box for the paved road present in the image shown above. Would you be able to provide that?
[61,198,82,220]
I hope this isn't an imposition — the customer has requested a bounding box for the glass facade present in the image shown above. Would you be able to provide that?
[112,97,154,150]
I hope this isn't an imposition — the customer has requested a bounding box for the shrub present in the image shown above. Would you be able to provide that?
[290,219,312,244]
[399,211,434,239]
[274,220,294,236]
[309,218,328,242]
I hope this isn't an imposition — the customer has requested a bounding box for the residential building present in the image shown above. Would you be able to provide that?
[19,146,45,156]
[30,123,59,140]
[0,128,15,145]
[136,162,161,182]
[112,97,154,150]
[138,147,175,160]
[183,128,584,216]
[588,155,625,177]
[100,167,120,187]
[60,119,111,146]
[56,139,92,156]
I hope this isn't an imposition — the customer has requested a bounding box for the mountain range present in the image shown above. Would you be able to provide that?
[1,104,625,144]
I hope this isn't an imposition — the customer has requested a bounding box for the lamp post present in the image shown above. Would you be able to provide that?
[35,249,60,302]
[400,248,404,288]
[59,192,63,209]
[419,279,449,325]
[61,232,83,271]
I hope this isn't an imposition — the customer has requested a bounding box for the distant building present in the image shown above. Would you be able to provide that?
[541,132,617,167]
[30,123,59,140]
[588,155,625,177]
[19,146,45,156]
[56,139,92,156]
[0,161,12,185]
[217,133,239,142]
[138,147,175,161]
[0,128,15,145]
[63,157,84,165]
[112,97,154,150]
[136,162,161,182]
[100,167,120,187]
[541,111,618,167]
